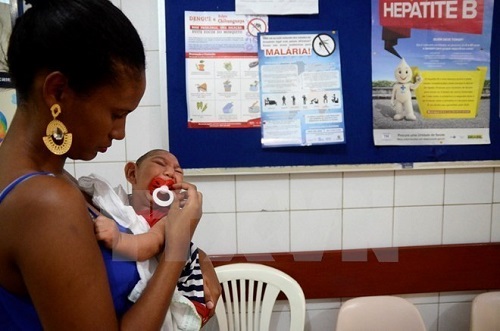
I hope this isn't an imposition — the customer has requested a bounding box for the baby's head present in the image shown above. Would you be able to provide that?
[125,149,184,195]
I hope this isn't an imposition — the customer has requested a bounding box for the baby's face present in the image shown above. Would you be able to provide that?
[135,151,184,193]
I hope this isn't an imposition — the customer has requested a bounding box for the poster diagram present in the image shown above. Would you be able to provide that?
[185,11,268,128]
[372,0,494,146]
[258,31,346,148]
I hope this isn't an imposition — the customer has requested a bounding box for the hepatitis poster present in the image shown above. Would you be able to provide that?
[372,0,494,145]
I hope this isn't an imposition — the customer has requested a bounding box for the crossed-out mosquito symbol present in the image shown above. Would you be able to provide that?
[312,33,336,57]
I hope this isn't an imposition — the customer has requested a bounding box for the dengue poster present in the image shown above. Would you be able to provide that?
[258,31,346,148]
[372,0,494,145]
[185,11,268,128]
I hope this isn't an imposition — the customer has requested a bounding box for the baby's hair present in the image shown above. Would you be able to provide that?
[7,0,145,101]
[136,149,171,167]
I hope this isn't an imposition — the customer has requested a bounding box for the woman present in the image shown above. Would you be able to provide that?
[0,0,219,329]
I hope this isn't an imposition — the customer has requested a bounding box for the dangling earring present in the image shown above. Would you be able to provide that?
[42,104,73,155]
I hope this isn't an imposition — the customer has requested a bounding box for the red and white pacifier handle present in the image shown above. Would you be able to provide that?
[149,178,175,207]
[152,186,174,207]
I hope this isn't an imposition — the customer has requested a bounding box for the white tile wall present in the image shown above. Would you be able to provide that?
[109,0,121,8]
[443,204,492,244]
[343,171,394,208]
[91,137,127,163]
[416,303,439,331]
[140,51,162,107]
[393,206,443,246]
[494,171,500,202]
[186,175,236,213]
[192,212,237,255]
[121,0,159,51]
[64,3,500,331]
[395,169,444,206]
[290,172,342,210]
[342,207,393,249]
[235,174,289,211]
[237,211,290,253]
[444,168,494,204]
[124,105,164,161]
[492,203,500,241]
[438,302,473,331]
[291,209,342,251]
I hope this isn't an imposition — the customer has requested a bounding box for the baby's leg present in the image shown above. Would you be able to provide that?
[177,243,204,303]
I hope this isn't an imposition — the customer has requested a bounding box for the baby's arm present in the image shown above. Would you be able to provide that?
[94,215,121,248]
[94,214,164,261]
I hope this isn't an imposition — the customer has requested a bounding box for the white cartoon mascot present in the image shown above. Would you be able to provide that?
[391,58,423,121]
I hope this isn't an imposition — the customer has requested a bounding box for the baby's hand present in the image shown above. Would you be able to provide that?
[94,214,120,249]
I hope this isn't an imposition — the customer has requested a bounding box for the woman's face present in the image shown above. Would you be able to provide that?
[63,69,146,161]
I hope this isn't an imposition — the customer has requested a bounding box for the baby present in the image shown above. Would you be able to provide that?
[79,149,209,330]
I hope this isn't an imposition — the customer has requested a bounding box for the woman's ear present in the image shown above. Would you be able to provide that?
[124,162,138,185]
[42,71,69,107]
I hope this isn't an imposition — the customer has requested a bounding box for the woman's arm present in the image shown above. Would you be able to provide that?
[12,176,202,330]
[14,177,120,330]
[198,248,222,321]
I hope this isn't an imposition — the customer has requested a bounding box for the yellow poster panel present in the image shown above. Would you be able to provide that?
[414,67,487,119]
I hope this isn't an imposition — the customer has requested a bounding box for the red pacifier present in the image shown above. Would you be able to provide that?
[148,177,175,207]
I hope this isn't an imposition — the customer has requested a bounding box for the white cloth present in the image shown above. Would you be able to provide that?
[78,174,202,331]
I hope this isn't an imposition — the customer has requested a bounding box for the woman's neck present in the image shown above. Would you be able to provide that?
[0,107,67,175]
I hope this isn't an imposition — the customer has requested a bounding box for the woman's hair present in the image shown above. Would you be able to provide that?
[7,0,145,101]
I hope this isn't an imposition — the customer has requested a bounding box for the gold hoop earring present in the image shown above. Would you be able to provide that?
[42,104,73,155]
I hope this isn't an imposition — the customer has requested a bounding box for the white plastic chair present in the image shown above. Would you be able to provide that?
[213,263,306,331]
[470,291,500,331]
[336,295,426,331]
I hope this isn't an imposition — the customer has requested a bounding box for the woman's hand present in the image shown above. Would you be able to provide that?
[198,249,221,323]
[162,182,203,259]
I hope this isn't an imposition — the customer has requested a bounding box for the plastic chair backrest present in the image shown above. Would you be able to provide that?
[470,291,500,331]
[214,263,306,331]
[336,296,426,331]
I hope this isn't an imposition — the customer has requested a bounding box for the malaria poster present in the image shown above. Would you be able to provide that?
[258,31,346,148]
[372,0,494,145]
[185,11,268,128]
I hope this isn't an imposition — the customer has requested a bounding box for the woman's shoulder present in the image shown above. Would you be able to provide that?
[5,171,80,199]
[0,172,99,297]
[2,172,91,232]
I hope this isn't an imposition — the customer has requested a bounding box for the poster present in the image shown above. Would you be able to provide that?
[0,89,16,145]
[236,0,318,15]
[259,31,346,147]
[185,11,268,128]
[372,0,493,145]
[0,0,13,88]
